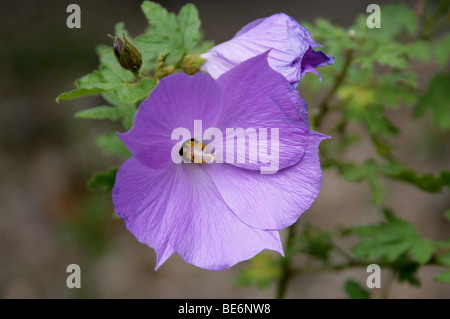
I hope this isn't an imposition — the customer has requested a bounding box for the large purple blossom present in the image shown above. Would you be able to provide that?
[112,52,328,271]
[200,13,334,87]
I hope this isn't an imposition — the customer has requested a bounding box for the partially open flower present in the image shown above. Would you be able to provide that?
[200,13,334,88]
[108,34,142,74]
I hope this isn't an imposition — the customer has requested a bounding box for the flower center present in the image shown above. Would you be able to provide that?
[179,138,215,164]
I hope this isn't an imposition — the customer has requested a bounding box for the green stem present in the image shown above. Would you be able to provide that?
[382,269,397,299]
[275,225,296,299]
[132,71,142,79]
[326,114,348,137]
[314,49,353,129]
[333,241,358,263]
[291,261,365,275]
[415,0,426,20]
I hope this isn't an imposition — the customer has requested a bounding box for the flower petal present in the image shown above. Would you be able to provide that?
[112,156,284,271]
[118,72,224,167]
[214,51,309,172]
[173,165,284,270]
[112,157,183,269]
[299,47,335,83]
[200,13,332,87]
[205,131,329,230]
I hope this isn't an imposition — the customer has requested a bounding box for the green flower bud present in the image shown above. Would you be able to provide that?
[155,65,175,80]
[155,51,174,80]
[108,34,142,74]
[182,53,206,75]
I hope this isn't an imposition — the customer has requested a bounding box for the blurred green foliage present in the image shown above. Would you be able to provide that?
[57,1,450,298]
[344,280,371,299]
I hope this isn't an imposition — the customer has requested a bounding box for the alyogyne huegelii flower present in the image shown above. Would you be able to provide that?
[200,13,334,88]
[112,52,329,271]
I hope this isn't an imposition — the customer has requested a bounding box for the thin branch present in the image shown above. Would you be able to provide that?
[314,49,354,129]
[275,225,297,299]
[332,241,358,264]
[382,269,397,299]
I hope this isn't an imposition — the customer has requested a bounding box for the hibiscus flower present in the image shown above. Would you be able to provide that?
[112,52,328,270]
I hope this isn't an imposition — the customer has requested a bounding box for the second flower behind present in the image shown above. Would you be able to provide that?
[200,13,334,88]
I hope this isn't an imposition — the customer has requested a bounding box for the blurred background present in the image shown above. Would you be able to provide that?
[0,0,449,298]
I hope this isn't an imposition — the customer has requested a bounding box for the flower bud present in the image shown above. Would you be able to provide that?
[108,34,142,74]
[155,51,174,80]
[348,29,356,39]
[182,53,206,75]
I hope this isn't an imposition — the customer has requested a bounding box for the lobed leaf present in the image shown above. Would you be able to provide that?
[349,209,436,264]
[136,1,202,64]
[96,132,131,158]
[88,167,119,193]
[414,73,450,130]
[344,280,371,299]
[56,88,105,102]
[75,105,126,121]
[434,271,450,283]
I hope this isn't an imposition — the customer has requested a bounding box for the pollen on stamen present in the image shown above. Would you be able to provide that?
[179,138,215,164]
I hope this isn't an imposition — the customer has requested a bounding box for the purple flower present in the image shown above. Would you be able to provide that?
[112,52,328,270]
[200,13,334,87]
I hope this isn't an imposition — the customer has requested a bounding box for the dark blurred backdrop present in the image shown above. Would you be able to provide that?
[1,0,449,298]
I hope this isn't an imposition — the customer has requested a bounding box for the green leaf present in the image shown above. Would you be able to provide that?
[414,73,450,130]
[75,105,127,121]
[115,78,157,105]
[409,240,435,264]
[88,167,118,193]
[434,34,450,67]
[364,105,399,137]
[77,65,156,105]
[177,3,202,50]
[344,280,370,299]
[295,224,333,262]
[326,160,385,204]
[335,161,366,182]
[373,86,417,108]
[77,66,123,90]
[397,261,421,286]
[445,210,450,222]
[379,4,418,36]
[441,171,450,188]
[373,73,418,109]
[56,88,105,102]
[121,110,136,130]
[114,21,130,38]
[363,160,386,204]
[380,160,444,193]
[96,132,131,158]
[350,208,435,264]
[434,270,450,283]
[373,44,409,69]
[136,1,202,64]
[141,1,176,31]
[97,92,137,130]
[436,252,450,266]
[405,40,431,61]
